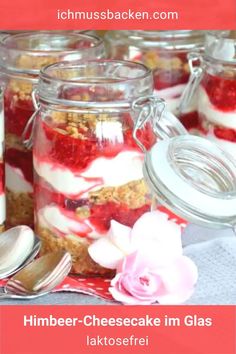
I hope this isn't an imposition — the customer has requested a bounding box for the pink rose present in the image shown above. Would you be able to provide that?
[88,210,198,305]
[88,210,182,269]
[109,250,198,305]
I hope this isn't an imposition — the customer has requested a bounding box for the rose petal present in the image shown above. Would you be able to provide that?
[109,274,156,305]
[155,256,198,304]
[88,237,125,269]
[121,272,164,301]
[117,251,154,274]
[108,220,133,255]
[117,252,166,302]
[109,251,198,305]
[88,221,132,269]
[131,211,182,260]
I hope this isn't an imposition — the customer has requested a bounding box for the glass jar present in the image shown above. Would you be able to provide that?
[105,30,205,130]
[144,134,236,229]
[197,32,236,158]
[0,87,5,233]
[34,60,180,276]
[0,31,105,228]
[34,59,236,276]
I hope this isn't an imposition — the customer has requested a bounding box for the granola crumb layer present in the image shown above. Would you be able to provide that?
[88,179,150,209]
[140,51,190,73]
[36,226,115,277]
[6,133,27,151]
[6,189,34,227]
[50,111,119,135]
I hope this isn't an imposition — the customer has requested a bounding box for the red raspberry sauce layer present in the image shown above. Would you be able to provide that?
[180,111,199,130]
[34,181,150,236]
[214,126,236,142]
[89,202,150,234]
[199,114,236,143]
[201,73,236,111]
[4,89,34,137]
[4,89,34,185]
[34,115,155,171]
[153,68,189,91]
[6,148,33,184]
[133,53,190,91]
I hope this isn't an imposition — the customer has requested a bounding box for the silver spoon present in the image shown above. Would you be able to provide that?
[0,251,72,299]
[0,226,41,279]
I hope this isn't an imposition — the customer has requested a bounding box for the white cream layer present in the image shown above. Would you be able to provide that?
[0,193,6,225]
[198,87,236,129]
[6,164,33,193]
[34,150,144,197]
[154,84,197,115]
[38,205,104,239]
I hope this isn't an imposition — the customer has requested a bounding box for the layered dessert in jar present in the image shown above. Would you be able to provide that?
[0,32,105,228]
[34,60,156,275]
[198,32,236,157]
[0,89,5,233]
[105,30,205,130]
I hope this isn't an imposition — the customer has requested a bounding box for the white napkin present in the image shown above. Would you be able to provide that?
[182,224,236,304]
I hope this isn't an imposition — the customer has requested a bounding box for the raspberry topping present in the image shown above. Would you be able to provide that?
[180,111,199,130]
[132,52,190,91]
[34,180,150,236]
[4,89,34,137]
[6,148,33,183]
[35,115,155,171]
[201,73,236,111]
[89,202,150,233]
[154,69,189,90]
[214,126,236,142]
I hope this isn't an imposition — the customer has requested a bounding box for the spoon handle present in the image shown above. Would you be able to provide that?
[0,292,48,300]
[0,293,34,299]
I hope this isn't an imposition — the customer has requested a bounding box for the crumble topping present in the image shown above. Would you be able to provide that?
[16,55,58,71]
[88,179,150,209]
[6,133,28,151]
[51,111,121,138]
[37,226,115,276]
[139,50,190,73]
[8,79,33,100]
[6,189,34,227]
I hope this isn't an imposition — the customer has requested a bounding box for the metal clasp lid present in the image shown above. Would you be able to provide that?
[178,52,204,114]
[132,95,187,152]
[21,89,40,149]
[144,135,236,229]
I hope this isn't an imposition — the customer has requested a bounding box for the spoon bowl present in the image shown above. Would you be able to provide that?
[0,226,41,279]
[0,251,72,300]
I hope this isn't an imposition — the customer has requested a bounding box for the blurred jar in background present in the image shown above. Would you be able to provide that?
[198,31,236,158]
[0,31,105,228]
[105,30,205,130]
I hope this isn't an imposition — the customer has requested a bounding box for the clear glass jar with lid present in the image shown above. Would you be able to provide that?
[197,31,236,158]
[33,59,186,276]
[105,30,205,130]
[127,77,236,229]
[0,31,105,228]
[34,58,236,276]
